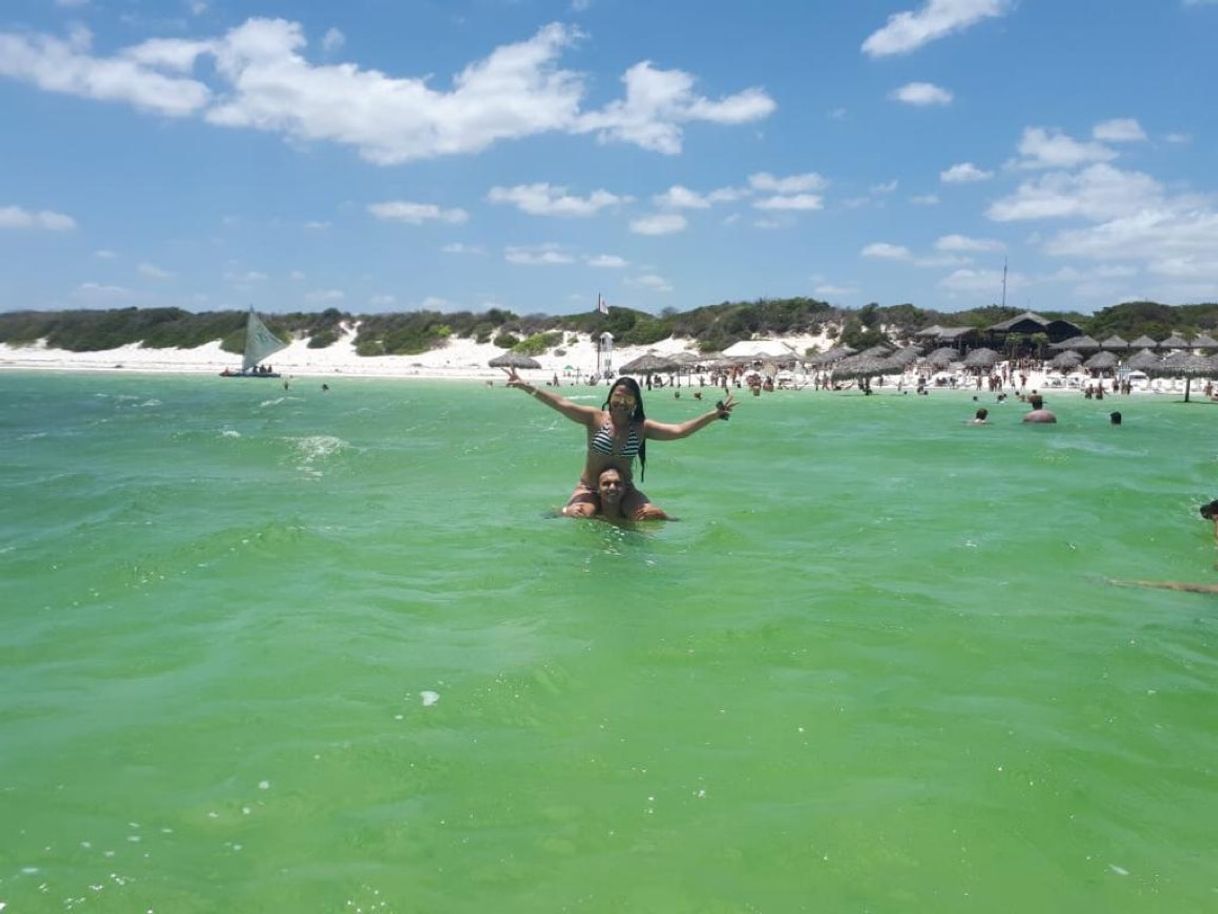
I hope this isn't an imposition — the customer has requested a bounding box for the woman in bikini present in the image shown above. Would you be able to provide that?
[502,369,736,519]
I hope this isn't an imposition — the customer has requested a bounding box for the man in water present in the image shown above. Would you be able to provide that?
[595,466,667,521]
[969,407,989,425]
[1022,394,1057,424]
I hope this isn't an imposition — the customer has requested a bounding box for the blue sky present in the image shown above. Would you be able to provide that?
[2,0,1217,317]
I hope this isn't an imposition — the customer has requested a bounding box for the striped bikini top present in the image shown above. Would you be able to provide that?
[590,419,641,458]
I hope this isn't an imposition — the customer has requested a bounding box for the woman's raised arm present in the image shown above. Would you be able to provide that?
[502,367,599,425]
[643,391,736,441]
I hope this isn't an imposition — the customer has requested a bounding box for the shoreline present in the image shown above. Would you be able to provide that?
[0,335,1203,396]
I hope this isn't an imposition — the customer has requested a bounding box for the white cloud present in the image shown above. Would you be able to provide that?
[754,194,823,211]
[1014,127,1116,169]
[862,242,912,260]
[224,269,267,282]
[0,20,772,164]
[1164,132,1192,144]
[987,164,1163,222]
[419,296,451,310]
[1092,118,1146,143]
[321,28,345,54]
[940,162,992,183]
[369,294,396,307]
[910,193,940,205]
[937,267,1021,295]
[862,0,1011,57]
[504,244,574,265]
[94,249,117,258]
[305,288,345,302]
[368,200,468,224]
[55,0,90,8]
[652,184,742,208]
[629,213,687,235]
[289,270,306,280]
[0,205,76,230]
[935,233,1004,252]
[629,274,672,292]
[749,171,827,193]
[486,183,627,216]
[576,60,775,154]
[303,220,330,230]
[137,262,174,279]
[0,27,212,116]
[75,282,130,299]
[871,180,899,194]
[814,283,857,297]
[586,254,628,268]
[890,81,953,106]
[441,242,484,254]
[1046,209,1218,281]
[189,2,209,15]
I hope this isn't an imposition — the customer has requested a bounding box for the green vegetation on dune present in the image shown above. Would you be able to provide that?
[2,299,1217,356]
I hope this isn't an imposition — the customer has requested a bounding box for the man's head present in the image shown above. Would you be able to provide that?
[1110,411,1122,425]
[1028,394,1044,409]
[597,466,626,511]
[975,408,988,420]
[1200,500,1218,520]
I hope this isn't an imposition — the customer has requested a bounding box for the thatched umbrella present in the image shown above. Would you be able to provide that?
[886,346,921,368]
[1190,333,1218,350]
[924,346,959,369]
[1150,350,1217,402]
[1100,334,1129,351]
[1051,335,1100,351]
[831,354,891,380]
[1129,334,1158,350]
[1160,333,1190,350]
[804,346,854,367]
[1083,350,1119,372]
[855,344,895,359]
[488,352,542,369]
[1124,348,1161,371]
[963,347,1000,369]
[1049,350,1083,370]
[619,353,682,375]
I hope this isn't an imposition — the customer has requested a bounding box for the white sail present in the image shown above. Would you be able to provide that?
[242,308,288,372]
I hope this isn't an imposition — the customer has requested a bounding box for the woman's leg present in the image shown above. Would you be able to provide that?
[562,482,599,518]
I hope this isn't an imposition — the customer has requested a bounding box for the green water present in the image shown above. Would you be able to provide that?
[1,372,1215,912]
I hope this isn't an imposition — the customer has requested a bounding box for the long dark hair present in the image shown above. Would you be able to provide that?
[602,376,648,481]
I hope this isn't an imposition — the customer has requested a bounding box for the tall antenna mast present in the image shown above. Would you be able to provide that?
[1001,258,1008,308]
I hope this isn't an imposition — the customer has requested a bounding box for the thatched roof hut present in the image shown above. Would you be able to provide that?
[488,352,542,369]
[963,347,1000,368]
[1049,350,1083,370]
[1083,350,1119,371]
[1124,349,1161,371]
[619,353,682,375]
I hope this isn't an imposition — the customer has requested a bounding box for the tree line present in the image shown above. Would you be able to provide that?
[2,299,1217,356]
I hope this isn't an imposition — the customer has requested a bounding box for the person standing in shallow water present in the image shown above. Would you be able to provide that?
[503,368,735,519]
[1022,394,1057,424]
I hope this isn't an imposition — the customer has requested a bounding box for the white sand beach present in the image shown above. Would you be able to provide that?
[0,325,1193,395]
[0,326,831,383]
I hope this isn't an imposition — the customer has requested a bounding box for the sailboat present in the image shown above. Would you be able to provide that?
[220,307,289,378]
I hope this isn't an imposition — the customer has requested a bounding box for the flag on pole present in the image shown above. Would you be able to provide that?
[597,293,608,315]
